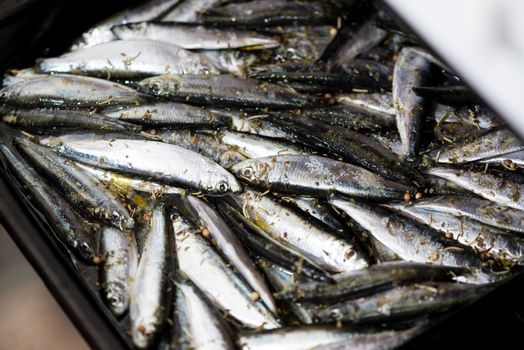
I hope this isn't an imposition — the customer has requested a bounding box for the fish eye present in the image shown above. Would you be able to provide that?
[80,242,91,252]
[149,80,162,91]
[242,166,254,178]
[215,180,230,193]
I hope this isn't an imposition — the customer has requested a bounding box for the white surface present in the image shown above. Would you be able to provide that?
[384,0,524,137]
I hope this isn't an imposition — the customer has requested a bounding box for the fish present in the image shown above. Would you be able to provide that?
[161,0,230,22]
[38,40,219,78]
[225,112,289,139]
[429,127,524,164]
[130,205,171,348]
[101,102,230,128]
[200,0,340,27]
[173,213,280,329]
[1,108,140,132]
[2,68,46,87]
[231,155,412,199]
[479,149,524,169]
[316,282,486,324]
[185,195,277,313]
[173,277,235,350]
[413,85,476,106]
[46,138,242,194]
[0,74,150,108]
[401,195,524,233]
[99,226,138,317]
[431,103,503,129]
[385,203,524,264]
[15,137,134,230]
[335,93,395,116]
[229,190,370,273]
[276,262,461,302]
[428,167,524,211]
[112,22,280,50]
[217,130,305,159]
[393,47,433,160]
[0,143,98,263]
[137,74,315,108]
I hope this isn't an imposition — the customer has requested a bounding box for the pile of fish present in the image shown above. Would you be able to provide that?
[1,0,523,349]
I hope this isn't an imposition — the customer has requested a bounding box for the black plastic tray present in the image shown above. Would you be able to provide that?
[0,1,523,349]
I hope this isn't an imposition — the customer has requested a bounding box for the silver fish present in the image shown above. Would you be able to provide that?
[112,22,280,50]
[102,102,229,128]
[225,112,289,139]
[335,93,395,116]
[15,138,134,230]
[137,74,314,108]
[173,214,280,329]
[230,190,369,273]
[218,130,305,159]
[2,68,46,87]
[161,0,229,22]
[46,138,242,194]
[199,50,257,77]
[480,149,524,168]
[428,167,524,211]
[0,144,98,263]
[402,195,524,233]
[231,155,411,199]
[393,47,432,160]
[173,278,235,350]
[130,205,170,349]
[39,40,219,79]
[0,74,149,108]
[186,195,277,313]
[99,226,138,316]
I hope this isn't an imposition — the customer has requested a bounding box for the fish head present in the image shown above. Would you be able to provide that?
[68,234,98,264]
[104,281,130,317]
[137,75,179,96]
[132,318,157,349]
[209,172,243,195]
[231,158,272,187]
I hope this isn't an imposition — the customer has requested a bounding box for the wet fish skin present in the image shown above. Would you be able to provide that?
[185,195,277,313]
[429,127,524,164]
[229,190,370,273]
[156,129,246,170]
[431,103,503,129]
[1,108,141,132]
[112,21,280,50]
[0,74,150,108]
[173,277,235,350]
[224,112,290,139]
[0,144,98,263]
[48,138,242,194]
[480,149,524,168]
[15,138,134,230]
[130,205,171,349]
[39,40,219,79]
[2,68,46,87]
[232,155,412,199]
[335,93,395,116]
[102,102,230,128]
[161,0,229,22]
[316,282,485,324]
[100,226,138,317]
[218,130,305,159]
[137,74,316,109]
[276,261,461,303]
[428,167,524,211]
[173,213,280,329]
[413,85,476,106]
[385,203,524,264]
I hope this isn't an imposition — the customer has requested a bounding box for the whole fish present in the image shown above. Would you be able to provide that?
[137,74,315,108]
[173,277,235,350]
[185,195,277,313]
[70,0,181,50]
[316,283,485,324]
[428,167,524,211]
[102,102,230,128]
[112,22,280,50]
[200,0,339,27]
[385,203,524,263]
[0,74,149,108]
[238,325,421,350]
[173,214,280,329]
[393,47,432,160]
[276,262,461,302]
[403,195,524,233]
[429,127,524,164]
[1,108,141,132]
[161,0,229,22]
[130,205,170,348]
[218,130,305,159]
[38,40,219,79]
[0,144,98,263]
[156,129,247,170]
[231,155,412,199]
[328,196,487,275]
[15,138,134,230]
[99,226,138,317]
[229,190,369,273]
[46,138,242,194]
